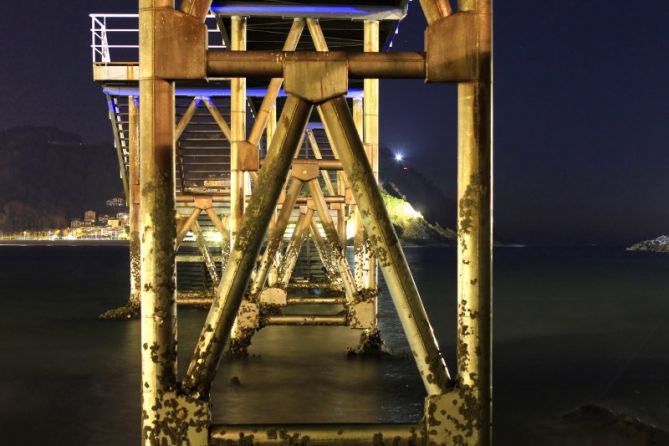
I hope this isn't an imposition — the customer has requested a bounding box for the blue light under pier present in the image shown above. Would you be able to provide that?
[103,86,364,99]
[210,1,407,20]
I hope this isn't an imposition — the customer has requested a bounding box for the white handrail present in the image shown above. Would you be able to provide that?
[90,13,225,64]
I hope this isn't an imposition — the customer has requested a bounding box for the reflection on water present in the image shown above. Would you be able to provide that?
[1,245,668,445]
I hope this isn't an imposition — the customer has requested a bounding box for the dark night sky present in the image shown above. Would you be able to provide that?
[0,1,667,246]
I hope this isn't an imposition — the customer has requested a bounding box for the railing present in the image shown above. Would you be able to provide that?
[90,13,226,65]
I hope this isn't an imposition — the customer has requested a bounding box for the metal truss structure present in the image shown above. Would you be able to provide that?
[91,0,492,444]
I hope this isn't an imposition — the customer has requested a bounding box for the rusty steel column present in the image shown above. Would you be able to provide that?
[364,20,380,292]
[455,0,493,443]
[250,178,304,295]
[184,95,313,397]
[229,16,247,245]
[319,96,451,395]
[139,0,177,436]
[352,98,366,289]
[128,96,141,310]
[139,2,207,445]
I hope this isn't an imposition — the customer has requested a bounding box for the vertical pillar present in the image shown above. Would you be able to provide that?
[139,0,176,443]
[128,96,140,309]
[352,98,366,289]
[229,16,247,245]
[363,20,379,291]
[455,0,493,443]
[139,0,177,413]
[139,3,209,445]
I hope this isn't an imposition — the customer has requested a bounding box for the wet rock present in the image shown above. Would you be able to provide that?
[627,235,669,253]
[98,304,140,320]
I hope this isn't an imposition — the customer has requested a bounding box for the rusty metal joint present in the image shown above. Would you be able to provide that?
[142,8,206,80]
[284,59,348,104]
[425,12,488,83]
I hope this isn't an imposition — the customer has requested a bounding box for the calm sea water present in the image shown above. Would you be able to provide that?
[1,245,668,445]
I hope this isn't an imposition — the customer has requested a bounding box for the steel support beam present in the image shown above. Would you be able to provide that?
[179,0,213,22]
[247,18,305,146]
[139,2,208,445]
[203,97,232,141]
[456,0,492,442]
[308,179,358,303]
[419,0,453,24]
[211,423,423,445]
[176,207,202,250]
[229,16,247,245]
[207,50,427,79]
[265,315,347,326]
[128,97,140,309]
[309,220,341,286]
[183,95,313,397]
[175,96,201,139]
[318,96,451,395]
[250,178,304,295]
[306,130,336,195]
[278,208,314,286]
[193,221,219,284]
[139,2,178,439]
[363,20,380,291]
[107,95,130,201]
[424,2,492,444]
[352,97,366,289]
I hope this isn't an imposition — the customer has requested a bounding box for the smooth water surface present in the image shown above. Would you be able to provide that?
[1,245,668,444]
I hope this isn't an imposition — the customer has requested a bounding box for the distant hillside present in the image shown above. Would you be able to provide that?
[0,128,458,238]
[379,146,457,232]
[0,126,122,231]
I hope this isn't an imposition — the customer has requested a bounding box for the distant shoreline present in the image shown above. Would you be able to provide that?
[0,239,128,247]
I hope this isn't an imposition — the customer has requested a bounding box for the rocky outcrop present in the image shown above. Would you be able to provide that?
[627,235,669,253]
[381,184,455,246]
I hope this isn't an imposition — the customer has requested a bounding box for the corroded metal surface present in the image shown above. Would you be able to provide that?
[363,20,380,292]
[447,0,493,444]
[128,96,141,309]
[206,50,427,79]
[124,0,494,443]
[308,179,358,302]
[211,423,424,445]
[229,16,247,245]
[247,18,305,146]
[309,220,342,287]
[318,96,451,396]
[278,208,314,286]
[265,315,347,326]
[250,178,304,295]
[139,1,212,444]
[183,95,313,397]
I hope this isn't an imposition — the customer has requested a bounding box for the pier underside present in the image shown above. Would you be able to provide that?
[91,0,492,444]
